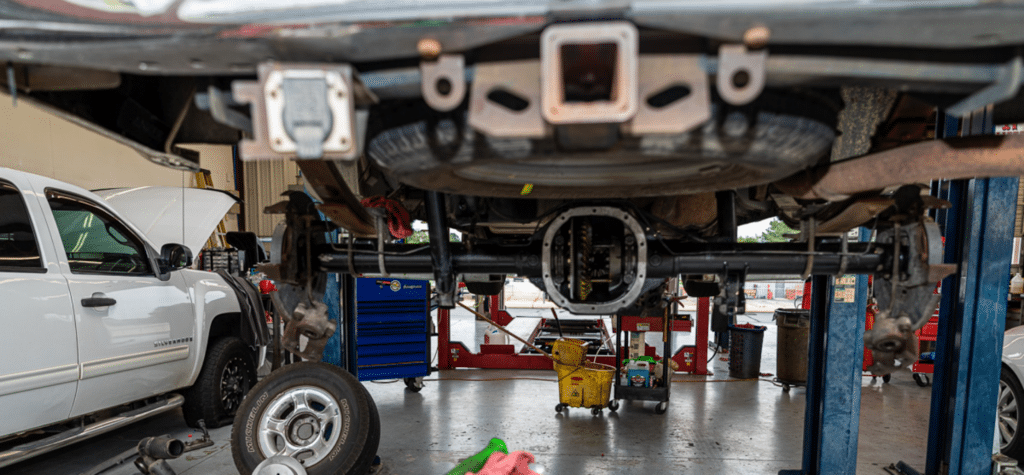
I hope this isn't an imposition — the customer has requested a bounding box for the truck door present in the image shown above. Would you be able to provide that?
[41,189,196,417]
[0,178,79,436]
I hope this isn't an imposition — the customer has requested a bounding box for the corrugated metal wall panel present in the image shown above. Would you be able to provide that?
[243,159,301,237]
[1016,177,1024,236]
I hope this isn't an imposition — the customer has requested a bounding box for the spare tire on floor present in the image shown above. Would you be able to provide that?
[231,362,381,475]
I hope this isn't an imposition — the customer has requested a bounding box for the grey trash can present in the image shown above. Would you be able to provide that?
[775,309,811,385]
[728,324,767,379]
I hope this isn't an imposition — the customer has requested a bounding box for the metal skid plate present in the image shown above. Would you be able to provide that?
[468,60,547,137]
[627,54,711,135]
[234,62,358,161]
[468,55,712,137]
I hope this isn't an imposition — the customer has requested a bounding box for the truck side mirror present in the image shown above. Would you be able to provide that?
[160,243,193,270]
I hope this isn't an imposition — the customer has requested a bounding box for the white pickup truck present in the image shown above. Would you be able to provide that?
[0,167,268,468]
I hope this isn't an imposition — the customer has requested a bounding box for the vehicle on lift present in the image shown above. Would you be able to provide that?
[0,168,268,469]
[3,1,1024,472]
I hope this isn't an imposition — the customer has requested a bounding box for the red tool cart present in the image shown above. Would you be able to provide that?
[910,309,940,387]
[908,281,942,386]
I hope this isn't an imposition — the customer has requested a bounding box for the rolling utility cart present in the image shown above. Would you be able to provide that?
[910,312,940,387]
[340,276,432,391]
[612,311,683,414]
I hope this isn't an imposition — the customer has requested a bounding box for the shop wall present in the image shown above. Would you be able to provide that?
[0,96,186,189]
[0,98,242,237]
[243,159,302,237]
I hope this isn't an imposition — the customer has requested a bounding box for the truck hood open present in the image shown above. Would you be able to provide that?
[93,187,239,255]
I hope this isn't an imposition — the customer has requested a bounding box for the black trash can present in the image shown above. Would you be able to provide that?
[728,324,767,379]
[775,309,811,385]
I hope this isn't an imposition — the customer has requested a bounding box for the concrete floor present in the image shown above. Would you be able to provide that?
[6,306,933,475]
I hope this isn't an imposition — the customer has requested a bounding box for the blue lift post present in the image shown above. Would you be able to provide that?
[925,108,1019,475]
[781,232,870,475]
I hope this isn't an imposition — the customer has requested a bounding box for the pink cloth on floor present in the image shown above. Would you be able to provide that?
[467,451,542,475]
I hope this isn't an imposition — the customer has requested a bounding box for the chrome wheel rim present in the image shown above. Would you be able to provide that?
[999,379,1018,449]
[258,386,344,467]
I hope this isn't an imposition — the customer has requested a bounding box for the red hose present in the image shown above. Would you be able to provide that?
[360,196,414,239]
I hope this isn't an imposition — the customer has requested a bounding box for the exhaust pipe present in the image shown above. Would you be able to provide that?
[138,435,185,460]
[777,134,1024,201]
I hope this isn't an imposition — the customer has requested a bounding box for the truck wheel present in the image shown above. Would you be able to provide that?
[231,362,380,475]
[352,377,381,473]
[182,336,256,428]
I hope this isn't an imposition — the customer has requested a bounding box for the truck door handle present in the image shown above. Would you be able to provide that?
[82,297,117,307]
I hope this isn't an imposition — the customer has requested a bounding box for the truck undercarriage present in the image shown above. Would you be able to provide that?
[7,1,1024,471]
[4,4,1024,372]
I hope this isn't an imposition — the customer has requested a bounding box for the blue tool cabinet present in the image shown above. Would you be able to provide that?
[342,276,431,382]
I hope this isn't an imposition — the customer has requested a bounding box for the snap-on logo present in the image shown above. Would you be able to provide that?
[390,280,401,292]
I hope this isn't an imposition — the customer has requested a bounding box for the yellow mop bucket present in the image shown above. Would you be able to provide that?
[551,338,589,366]
[555,361,615,410]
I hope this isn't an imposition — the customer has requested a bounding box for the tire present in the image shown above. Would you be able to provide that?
[1000,366,1024,460]
[608,400,619,412]
[231,362,379,475]
[655,402,668,414]
[367,92,838,199]
[913,373,930,387]
[882,374,892,384]
[182,337,256,429]
[352,377,382,474]
[465,276,505,296]
[684,280,720,298]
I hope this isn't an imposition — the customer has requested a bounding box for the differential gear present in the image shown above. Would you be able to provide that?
[577,219,594,301]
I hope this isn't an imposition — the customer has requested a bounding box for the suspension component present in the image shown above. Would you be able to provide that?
[864,220,954,374]
[541,206,647,314]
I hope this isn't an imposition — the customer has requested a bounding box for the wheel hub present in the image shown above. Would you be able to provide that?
[288,415,321,445]
[221,360,246,411]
